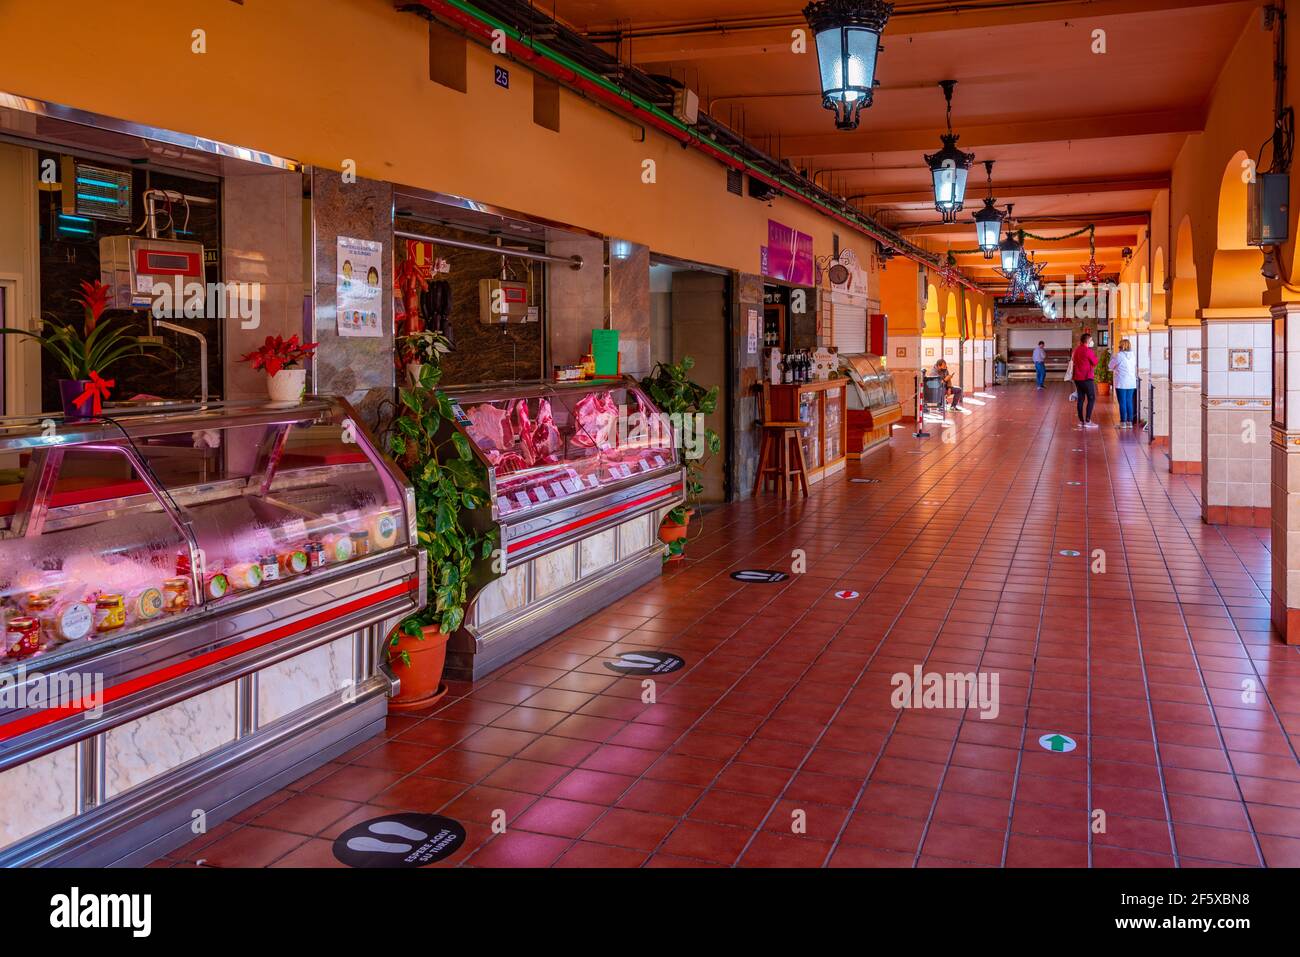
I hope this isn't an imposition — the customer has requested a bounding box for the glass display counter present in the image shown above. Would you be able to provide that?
[0,398,420,865]
[439,378,684,680]
[840,353,903,455]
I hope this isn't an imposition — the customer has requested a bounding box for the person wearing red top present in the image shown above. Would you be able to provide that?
[1070,332,1099,428]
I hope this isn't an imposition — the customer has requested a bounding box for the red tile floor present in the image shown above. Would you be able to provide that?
[157,382,1300,868]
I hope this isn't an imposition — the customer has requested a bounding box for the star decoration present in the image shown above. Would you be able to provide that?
[1080,255,1106,285]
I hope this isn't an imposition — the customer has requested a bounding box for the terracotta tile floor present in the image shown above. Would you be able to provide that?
[160,382,1300,868]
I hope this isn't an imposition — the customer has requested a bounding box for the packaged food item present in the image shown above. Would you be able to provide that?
[52,600,94,643]
[369,511,399,550]
[162,578,191,613]
[6,616,42,659]
[205,572,230,601]
[128,586,165,623]
[305,541,326,570]
[324,533,354,564]
[349,530,371,558]
[93,594,127,634]
[279,549,309,576]
[259,554,281,584]
[176,550,192,577]
[227,562,263,591]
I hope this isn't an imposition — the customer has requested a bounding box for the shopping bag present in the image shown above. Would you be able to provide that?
[1062,359,1074,381]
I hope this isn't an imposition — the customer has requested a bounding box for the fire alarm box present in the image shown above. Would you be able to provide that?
[99,235,205,309]
[1248,172,1289,246]
[479,279,531,324]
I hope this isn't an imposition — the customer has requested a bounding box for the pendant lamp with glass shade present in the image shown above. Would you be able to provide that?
[924,80,975,223]
[803,0,894,131]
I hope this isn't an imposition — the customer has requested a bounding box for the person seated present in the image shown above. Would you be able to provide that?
[933,359,962,410]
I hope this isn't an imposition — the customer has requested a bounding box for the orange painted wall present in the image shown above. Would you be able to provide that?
[0,0,889,287]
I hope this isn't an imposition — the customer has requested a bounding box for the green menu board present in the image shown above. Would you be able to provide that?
[591,329,620,376]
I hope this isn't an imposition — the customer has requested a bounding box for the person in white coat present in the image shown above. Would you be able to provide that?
[1109,338,1138,428]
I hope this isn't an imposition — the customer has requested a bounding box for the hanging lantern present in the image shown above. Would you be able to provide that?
[973,160,1003,259]
[998,204,1022,275]
[924,80,975,223]
[803,0,894,131]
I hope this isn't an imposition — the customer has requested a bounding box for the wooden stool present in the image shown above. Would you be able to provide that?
[754,421,810,499]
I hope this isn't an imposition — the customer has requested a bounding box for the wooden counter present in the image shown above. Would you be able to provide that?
[764,379,849,484]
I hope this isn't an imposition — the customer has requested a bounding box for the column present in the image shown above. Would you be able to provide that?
[1136,331,1151,427]
[1150,326,1170,446]
[1169,323,1203,471]
[1270,300,1300,643]
[1201,311,1271,525]
[888,334,922,420]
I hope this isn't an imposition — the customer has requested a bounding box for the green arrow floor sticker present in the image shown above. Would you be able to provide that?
[1038,733,1077,753]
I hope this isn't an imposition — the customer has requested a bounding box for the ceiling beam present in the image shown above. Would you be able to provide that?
[595,0,1252,64]
[852,177,1170,205]
[774,111,1202,157]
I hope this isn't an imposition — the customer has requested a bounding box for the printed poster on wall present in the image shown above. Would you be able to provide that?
[336,236,384,337]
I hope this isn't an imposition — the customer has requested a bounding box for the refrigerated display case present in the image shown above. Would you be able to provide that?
[0,398,421,865]
[440,378,684,679]
[840,353,902,454]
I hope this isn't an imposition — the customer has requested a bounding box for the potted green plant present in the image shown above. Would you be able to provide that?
[1095,348,1113,395]
[639,356,721,561]
[383,359,497,709]
[0,280,169,419]
[396,329,451,387]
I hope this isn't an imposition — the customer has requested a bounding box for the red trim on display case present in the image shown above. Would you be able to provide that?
[0,576,418,741]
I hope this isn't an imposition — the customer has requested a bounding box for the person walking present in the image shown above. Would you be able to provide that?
[1032,340,1047,389]
[1109,337,1138,429]
[1071,332,1099,428]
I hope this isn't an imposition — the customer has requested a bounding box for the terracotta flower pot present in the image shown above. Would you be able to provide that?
[657,509,692,543]
[1097,382,1111,395]
[387,624,450,712]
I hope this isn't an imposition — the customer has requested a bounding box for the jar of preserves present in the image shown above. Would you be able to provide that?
[161,578,191,613]
[5,616,42,659]
[94,594,127,633]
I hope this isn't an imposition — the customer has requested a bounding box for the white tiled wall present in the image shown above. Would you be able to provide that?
[1203,321,1271,399]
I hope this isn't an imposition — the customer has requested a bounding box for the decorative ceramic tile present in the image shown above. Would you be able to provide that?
[1229,348,1253,371]
[1187,349,1202,364]
[896,347,907,358]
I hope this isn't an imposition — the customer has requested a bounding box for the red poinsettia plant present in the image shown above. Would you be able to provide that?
[240,334,318,377]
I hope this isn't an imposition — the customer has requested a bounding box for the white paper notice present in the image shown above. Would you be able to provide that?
[587,474,600,488]
[653,455,665,468]
[336,236,384,337]
[534,486,550,502]
[514,491,531,507]
[550,482,567,498]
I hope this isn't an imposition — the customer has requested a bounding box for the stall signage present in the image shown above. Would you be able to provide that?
[332,813,466,867]
[495,65,510,88]
[764,220,814,286]
[731,570,788,583]
[604,650,686,675]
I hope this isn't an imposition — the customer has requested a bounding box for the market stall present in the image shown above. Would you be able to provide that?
[765,379,849,484]
[438,378,683,680]
[0,398,420,865]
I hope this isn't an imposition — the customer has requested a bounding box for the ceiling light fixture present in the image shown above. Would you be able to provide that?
[972,160,1003,259]
[925,80,975,223]
[803,0,894,131]
[998,203,1023,276]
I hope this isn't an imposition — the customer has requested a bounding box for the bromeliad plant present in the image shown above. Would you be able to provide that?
[639,356,721,560]
[1,280,165,381]
[385,359,497,658]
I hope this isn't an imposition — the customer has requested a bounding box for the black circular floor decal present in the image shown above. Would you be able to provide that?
[604,650,686,675]
[332,812,465,867]
[731,569,788,583]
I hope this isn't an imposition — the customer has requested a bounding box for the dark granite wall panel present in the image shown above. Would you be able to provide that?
[393,219,543,385]
[311,171,393,430]
[731,272,763,501]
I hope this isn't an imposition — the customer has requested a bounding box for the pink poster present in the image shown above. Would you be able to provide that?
[764,220,814,286]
